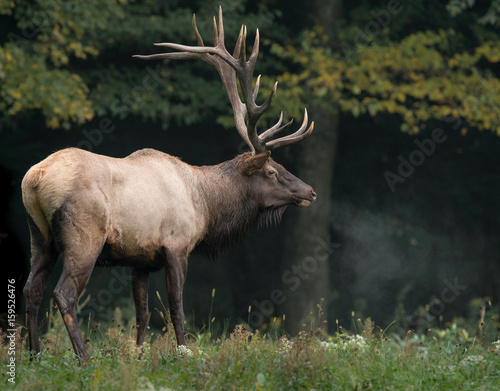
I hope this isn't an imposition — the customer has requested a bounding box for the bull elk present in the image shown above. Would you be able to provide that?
[22,6,316,363]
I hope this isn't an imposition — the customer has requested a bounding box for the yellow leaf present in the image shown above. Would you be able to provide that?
[10,90,21,100]
[48,117,60,128]
[83,107,94,121]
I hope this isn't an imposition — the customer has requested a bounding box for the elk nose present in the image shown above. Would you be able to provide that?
[310,189,317,201]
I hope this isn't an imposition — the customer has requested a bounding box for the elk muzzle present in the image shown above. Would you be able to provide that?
[294,187,317,207]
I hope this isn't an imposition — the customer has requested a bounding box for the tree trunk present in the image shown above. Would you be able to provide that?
[280,0,342,335]
[281,110,338,334]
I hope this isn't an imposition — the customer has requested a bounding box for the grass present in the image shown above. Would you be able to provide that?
[2,300,499,390]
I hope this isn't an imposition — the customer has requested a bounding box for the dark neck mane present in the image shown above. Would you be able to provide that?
[193,156,287,258]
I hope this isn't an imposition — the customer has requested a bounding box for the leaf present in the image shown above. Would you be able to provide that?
[351,106,360,118]
[367,103,378,117]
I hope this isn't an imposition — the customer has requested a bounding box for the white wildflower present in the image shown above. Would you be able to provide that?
[493,340,500,353]
[277,336,294,355]
[140,381,172,391]
[321,335,367,351]
[320,341,336,350]
[349,335,368,348]
[273,337,293,362]
[460,355,484,367]
[176,345,193,358]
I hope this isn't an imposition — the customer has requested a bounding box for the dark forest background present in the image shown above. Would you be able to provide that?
[1,0,499,337]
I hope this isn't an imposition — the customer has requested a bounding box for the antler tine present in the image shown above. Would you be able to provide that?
[259,112,294,141]
[212,16,218,46]
[248,28,260,67]
[217,5,224,47]
[241,26,247,62]
[265,109,314,151]
[256,80,278,117]
[192,14,204,47]
[135,14,205,61]
[253,75,261,101]
[133,52,202,61]
[233,25,245,61]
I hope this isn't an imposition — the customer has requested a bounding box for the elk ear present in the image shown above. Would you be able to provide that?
[243,151,271,175]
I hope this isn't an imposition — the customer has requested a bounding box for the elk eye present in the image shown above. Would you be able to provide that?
[268,169,275,176]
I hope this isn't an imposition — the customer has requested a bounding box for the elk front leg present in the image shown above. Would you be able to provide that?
[131,268,149,348]
[165,251,188,346]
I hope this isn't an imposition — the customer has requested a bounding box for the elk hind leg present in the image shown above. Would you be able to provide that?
[51,222,104,362]
[50,197,108,363]
[52,256,98,363]
[23,215,57,358]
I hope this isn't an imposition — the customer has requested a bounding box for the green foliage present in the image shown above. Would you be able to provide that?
[1,0,499,134]
[0,0,14,16]
[0,0,125,129]
[270,26,500,135]
[2,297,498,389]
[447,0,500,25]
[2,316,499,390]
[0,44,93,129]
[0,0,280,131]
[12,0,119,65]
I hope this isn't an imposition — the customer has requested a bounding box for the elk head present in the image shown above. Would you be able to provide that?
[241,151,317,209]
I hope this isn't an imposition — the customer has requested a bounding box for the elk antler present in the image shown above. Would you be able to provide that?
[133,6,314,155]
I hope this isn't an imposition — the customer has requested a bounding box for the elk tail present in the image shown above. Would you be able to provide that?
[21,167,51,244]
